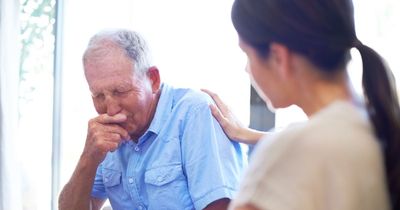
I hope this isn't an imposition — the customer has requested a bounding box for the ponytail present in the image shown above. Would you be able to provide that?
[356,41,400,209]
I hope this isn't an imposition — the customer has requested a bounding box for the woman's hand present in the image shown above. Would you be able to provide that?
[202,89,265,144]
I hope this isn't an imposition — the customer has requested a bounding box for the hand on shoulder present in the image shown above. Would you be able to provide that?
[201,89,266,144]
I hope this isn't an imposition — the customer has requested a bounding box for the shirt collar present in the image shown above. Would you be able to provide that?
[146,83,173,135]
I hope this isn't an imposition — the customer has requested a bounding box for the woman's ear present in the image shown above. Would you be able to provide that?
[147,66,161,93]
[269,42,293,79]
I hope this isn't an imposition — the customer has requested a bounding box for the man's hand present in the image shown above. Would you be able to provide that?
[59,114,128,210]
[83,113,130,164]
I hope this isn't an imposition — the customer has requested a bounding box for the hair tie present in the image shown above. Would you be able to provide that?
[353,39,363,49]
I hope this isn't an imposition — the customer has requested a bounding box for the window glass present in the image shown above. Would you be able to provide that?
[18,0,56,209]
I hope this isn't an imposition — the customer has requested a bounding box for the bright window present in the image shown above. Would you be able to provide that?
[18,0,55,209]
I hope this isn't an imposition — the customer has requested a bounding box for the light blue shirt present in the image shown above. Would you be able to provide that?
[92,84,245,210]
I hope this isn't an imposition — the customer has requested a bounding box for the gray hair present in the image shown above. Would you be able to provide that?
[83,29,153,75]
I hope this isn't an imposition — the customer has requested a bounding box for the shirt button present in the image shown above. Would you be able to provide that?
[128,178,134,184]
[134,146,140,152]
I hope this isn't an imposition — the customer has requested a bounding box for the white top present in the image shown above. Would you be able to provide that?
[229,101,390,210]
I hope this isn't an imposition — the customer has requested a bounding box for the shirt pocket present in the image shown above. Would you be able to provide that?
[145,164,183,186]
[102,168,133,209]
[103,168,121,187]
[102,168,127,198]
[144,164,192,209]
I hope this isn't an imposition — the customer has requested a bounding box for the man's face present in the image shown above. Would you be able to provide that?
[84,48,160,140]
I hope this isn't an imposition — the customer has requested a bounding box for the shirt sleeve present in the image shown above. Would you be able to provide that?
[91,163,108,199]
[181,102,245,210]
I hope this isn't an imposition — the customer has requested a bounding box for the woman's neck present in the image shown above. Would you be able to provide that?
[296,70,357,117]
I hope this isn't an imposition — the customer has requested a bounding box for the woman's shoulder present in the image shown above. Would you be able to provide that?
[255,101,380,162]
[304,101,378,153]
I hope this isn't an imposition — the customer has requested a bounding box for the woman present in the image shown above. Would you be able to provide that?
[204,0,400,209]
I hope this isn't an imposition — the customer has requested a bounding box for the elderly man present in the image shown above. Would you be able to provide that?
[58,29,245,210]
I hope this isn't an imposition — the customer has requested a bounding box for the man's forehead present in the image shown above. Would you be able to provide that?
[84,53,132,69]
[84,56,135,79]
[88,77,135,92]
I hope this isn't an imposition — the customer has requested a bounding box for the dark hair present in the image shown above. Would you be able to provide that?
[232,0,400,208]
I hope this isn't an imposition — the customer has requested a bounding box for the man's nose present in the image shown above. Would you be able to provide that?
[104,95,122,116]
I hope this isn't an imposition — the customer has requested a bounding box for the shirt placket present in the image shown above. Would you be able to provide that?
[126,141,146,210]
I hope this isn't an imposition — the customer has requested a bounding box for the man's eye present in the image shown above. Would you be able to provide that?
[114,89,129,96]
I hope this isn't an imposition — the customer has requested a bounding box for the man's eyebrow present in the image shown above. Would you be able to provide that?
[116,83,131,89]
[89,82,132,94]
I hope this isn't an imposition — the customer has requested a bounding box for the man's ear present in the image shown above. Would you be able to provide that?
[147,66,161,93]
[269,42,293,79]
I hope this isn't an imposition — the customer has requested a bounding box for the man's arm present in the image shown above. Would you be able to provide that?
[204,198,230,210]
[232,204,260,210]
[206,199,259,210]
[204,198,260,210]
[59,114,129,210]
[91,198,107,210]
[181,98,244,210]
[58,156,104,210]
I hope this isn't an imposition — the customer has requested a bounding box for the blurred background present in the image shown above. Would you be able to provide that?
[0,0,399,209]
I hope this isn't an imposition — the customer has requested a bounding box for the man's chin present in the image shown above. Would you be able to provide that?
[127,129,140,141]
